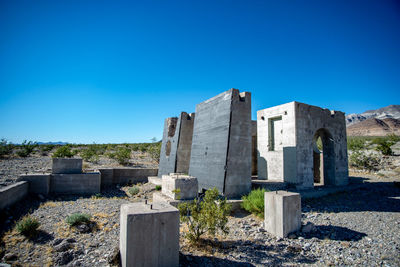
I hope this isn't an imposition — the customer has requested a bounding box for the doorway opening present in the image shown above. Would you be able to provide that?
[312,128,335,186]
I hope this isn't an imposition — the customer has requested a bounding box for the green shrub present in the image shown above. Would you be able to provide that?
[16,216,40,237]
[66,213,91,226]
[155,185,162,191]
[16,140,37,157]
[349,151,379,171]
[178,187,231,244]
[372,137,395,156]
[347,138,366,151]
[241,188,266,218]
[80,146,100,163]
[0,139,14,158]
[52,145,75,158]
[114,147,131,165]
[128,186,140,196]
[148,142,161,163]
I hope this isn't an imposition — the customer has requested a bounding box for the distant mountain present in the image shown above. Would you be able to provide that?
[346,105,400,126]
[36,141,69,145]
[347,117,400,136]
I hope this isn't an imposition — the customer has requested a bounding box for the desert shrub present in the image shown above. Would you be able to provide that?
[80,146,100,163]
[148,142,161,163]
[0,139,14,158]
[349,151,379,171]
[347,138,366,151]
[39,144,56,155]
[155,185,162,191]
[372,136,396,156]
[16,216,40,237]
[52,145,75,158]
[113,147,131,165]
[16,140,37,157]
[66,213,91,226]
[128,186,140,196]
[178,187,231,244]
[241,188,266,218]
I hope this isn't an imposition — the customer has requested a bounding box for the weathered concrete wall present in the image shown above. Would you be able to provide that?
[257,101,348,188]
[158,112,195,177]
[257,102,297,181]
[98,168,114,188]
[50,173,101,194]
[189,89,252,198]
[0,181,29,210]
[295,102,348,188]
[251,120,258,176]
[17,174,51,195]
[161,173,198,200]
[120,202,179,267]
[99,168,158,186]
[264,191,301,238]
[52,158,82,174]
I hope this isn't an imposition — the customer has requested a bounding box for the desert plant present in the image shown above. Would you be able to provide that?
[16,140,37,157]
[349,151,380,171]
[347,137,366,151]
[113,147,131,165]
[241,188,267,218]
[373,137,395,156]
[148,142,161,163]
[178,187,231,244]
[52,145,75,158]
[16,216,40,237]
[66,213,91,226]
[0,139,14,158]
[80,146,100,163]
[155,185,162,191]
[128,186,140,196]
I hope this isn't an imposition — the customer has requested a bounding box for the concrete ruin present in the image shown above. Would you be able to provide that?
[158,112,195,177]
[189,89,252,198]
[257,101,348,189]
[161,173,198,200]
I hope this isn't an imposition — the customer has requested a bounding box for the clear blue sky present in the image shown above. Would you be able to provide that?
[1,0,399,144]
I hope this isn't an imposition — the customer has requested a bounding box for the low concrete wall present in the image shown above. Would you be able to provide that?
[17,174,51,195]
[52,158,83,174]
[50,173,101,194]
[0,181,29,210]
[99,168,158,187]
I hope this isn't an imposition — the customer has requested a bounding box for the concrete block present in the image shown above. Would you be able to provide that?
[148,176,162,186]
[161,173,198,200]
[0,181,29,210]
[52,158,82,174]
[112,168,158,185]
[120,202,179,267]
[189,88,252,198]
[50,173,101,194]
[17,173,51,195]
[264,191,301,238]
[158,112,195,177]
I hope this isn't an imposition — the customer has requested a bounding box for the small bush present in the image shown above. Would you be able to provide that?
[52,146,75,158]
[80,146,100,163]
[148,142,161,163]
[155,185,162,191]
[347,138,366,151]
[373,137,395,156]
[16,216,40,237]
[128,186,140,196]
[39,144,56,155]
[16,140,37,157]
[178,187,231,244]
[113,147,131,165]
[66,213,91,226]
[241,188,266,218]
[349,151,379,171]
[0,139,14,158]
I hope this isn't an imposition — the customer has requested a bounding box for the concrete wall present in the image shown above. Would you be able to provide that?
[99,168,158,187]
[161,173,198,200]
[189,89,252,198]
[52,158,82,174]
[50,173,101,194]
[120,202,179,267]
[158,112,195,177]
[251,120,258,176]
[0,181,29,210]
[17,174,51,195]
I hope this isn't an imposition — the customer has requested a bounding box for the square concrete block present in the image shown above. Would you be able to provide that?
[17,174,51,195]
[52,158,82,174]
[264,191,301,238]
[0,181,29,210]
[162,173,198,200]
[120,202,179,267]
[50,173,100,194]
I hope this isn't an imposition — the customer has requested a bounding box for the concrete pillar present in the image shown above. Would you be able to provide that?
[264,191,301,238]
[120,202,179,267]
[162,173,198,200]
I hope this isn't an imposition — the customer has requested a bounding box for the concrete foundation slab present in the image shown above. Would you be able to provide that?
[17,174,51,195]
[264,191,301,238]
[0,181,29,210]
[50,173,101,194]
[52,158,82,174]
[120,202,179,267]
[189,89,252,198]
[161,173,198,200]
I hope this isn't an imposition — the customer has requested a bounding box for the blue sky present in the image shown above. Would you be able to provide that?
[1,0,399,144]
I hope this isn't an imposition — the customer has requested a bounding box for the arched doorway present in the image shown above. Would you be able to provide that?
[312,128,335,186]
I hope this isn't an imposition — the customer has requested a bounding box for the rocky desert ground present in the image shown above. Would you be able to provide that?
[0,142,399,266]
